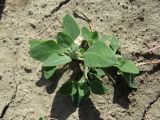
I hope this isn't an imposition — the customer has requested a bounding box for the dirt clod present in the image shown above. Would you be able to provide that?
[24,68,32,73]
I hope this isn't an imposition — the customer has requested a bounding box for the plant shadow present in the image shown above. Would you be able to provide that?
[104,67,134,109]
[112,79,132,109]
[0,0,6,21]
[35,60,82,94]
[50,93,77,120]
[36,61,103,119]
[50,93,103,120]
[36,61,135,119]
[35,66,68,94]
[78,98,103,120]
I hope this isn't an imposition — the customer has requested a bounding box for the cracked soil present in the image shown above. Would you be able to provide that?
[0,0,160,120]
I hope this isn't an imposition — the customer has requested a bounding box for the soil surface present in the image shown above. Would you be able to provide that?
[0,0,160,120]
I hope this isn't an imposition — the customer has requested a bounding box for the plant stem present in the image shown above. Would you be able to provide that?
[84,67,88,80]
[77,57,84,61]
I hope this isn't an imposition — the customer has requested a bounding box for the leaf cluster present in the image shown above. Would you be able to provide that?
[29,14,139,106]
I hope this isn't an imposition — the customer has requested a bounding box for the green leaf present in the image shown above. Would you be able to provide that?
[43,66,56,80]
[84,41,117,67]
[79,48,85,55]
[71,43,79,52]
[29,40,44,49]
[78,82,90,97]
[101,35,120,52]
[39,117,44,120]
[57,32,73,49]
[123,73,137,89]
[63,14,80,40]
[59,80,77,95]
[71,76,90,106]
[91,31,99,41]
[29,40,61,62]
[71,90,90,106]
[42,54,71,67]
[89,79,108,95]
[95,68,105,77]
[116,59,139,74]
[82,27,92,40]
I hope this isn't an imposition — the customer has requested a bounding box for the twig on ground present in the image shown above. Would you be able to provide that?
[137,60,160,66]
[73,10,93,32]
[145,44,160,53]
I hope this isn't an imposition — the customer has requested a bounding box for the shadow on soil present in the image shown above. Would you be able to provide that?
[36,61,103,119]
[36,66,67,94]
[0,0,6,21]
[50,93,103,120]
[36,62,134,119]
[112,79,132,109]
[104,67,133,109]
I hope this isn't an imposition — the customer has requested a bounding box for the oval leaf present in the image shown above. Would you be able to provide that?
[82,27,92,40]
[63,14,80,40]
[116,59,139,74]
[123,73,137,89]
[101,35,120,52]
[95,68,105,77]
[59,81,77,95]
[89,79,108,95]
[43,66,56,80]
[84,41,117,68]
[57,32,73,48]
[29,40,44,49]
[71,86,90,106]
[91,31,99,41]
[78,82,90,97]
[29,40,61,62]
[42,54,71,67]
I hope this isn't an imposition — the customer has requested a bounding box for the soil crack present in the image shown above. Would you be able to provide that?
[0,84,18,118]
[141,92,160,120]
[0,40,20,118]
[45,0,71,18]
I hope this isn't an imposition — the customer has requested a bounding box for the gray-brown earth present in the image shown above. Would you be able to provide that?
[0,0,160,120]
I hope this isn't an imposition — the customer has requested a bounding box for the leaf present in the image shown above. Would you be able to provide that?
[95,68,105,77]
[82,27,92,40]
[89,79,108,95]
[43,66,56,80]
[116,59,139,74]
[71,90,90,107]
[84,41,117,68]
[29,40,44,49]
[63,14,80,40]
[71,86,90,106]
[79,48,85,55]
[71,76,90,106]
[39,117,44,120]
[59,80,77,95]
[123,73,137,89]
[57,32,73,49]
[71,43,79,52]
[78,82,90,97]
[91,31,99,41]
[29,40,61,62]
[42,54,71,67]
[101,35,120,52]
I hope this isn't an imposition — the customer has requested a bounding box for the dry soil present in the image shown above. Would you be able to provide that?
[0,0,160,120]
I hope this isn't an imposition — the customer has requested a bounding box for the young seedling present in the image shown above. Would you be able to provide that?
[29,14,139,106]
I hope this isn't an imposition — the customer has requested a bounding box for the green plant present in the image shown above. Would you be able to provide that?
[29,14,139,106]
